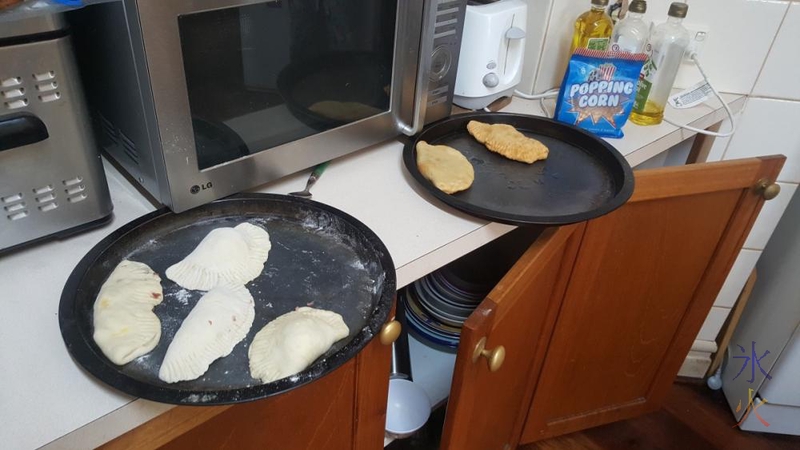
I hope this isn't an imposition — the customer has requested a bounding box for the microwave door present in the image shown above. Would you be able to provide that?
[134,0,429,212]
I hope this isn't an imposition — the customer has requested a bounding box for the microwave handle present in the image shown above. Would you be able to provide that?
[398,56,430,136]
[398,0,435,136]
[400,74,427,136]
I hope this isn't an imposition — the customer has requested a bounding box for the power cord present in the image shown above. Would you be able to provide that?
[513,88,559,118]
[663,52,736,137]
[513,89,559,100]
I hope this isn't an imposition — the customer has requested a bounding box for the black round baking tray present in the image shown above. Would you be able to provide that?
[403,112,634,226]
[59,194,395,405]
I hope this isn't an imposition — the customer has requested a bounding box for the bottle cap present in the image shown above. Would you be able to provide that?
[591,0,609,7]
[629,0,647,14]
[668,2,688,18]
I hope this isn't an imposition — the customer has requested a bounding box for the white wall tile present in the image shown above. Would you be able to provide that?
[696,306,731,342]
[753,3,800,101]
[518,0,554,95]
[714,249,761,308]
[635,0,787,93]
[531,0,787,95]
[745,182,798,249]
[531,0,587,93]
[723,97,800,183]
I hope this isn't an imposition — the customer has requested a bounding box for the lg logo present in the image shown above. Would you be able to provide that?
[190,182,213,194]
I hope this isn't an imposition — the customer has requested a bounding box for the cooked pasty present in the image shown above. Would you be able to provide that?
[416,140,475,194]
[466,120,549,164]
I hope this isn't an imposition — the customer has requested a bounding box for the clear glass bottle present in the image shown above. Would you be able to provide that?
[571,0,614,53]
[630,2,690,126]
[610,0,649,53]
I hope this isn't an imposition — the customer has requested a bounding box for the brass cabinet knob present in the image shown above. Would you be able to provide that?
[380,320,401,346]
[472,337,506,372]
[755,178,781,200]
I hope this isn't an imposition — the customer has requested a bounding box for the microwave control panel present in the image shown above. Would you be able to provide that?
[425,0,468,123]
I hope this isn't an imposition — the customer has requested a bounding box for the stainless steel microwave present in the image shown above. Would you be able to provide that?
[70,0,467,212]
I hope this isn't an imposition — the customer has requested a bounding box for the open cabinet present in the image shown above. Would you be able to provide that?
[97,156,783,450]
[440,156,784,449]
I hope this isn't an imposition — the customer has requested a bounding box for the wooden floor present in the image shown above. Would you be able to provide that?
[388,381,800,450]
[522,382,800,450]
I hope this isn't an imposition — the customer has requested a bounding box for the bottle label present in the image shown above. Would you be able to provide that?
[611,36,641,54]
[633,43,657,111]
[633,78,652,111]
[587,37,610,51]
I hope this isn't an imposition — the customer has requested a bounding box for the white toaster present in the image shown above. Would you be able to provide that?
[454,0,527,110]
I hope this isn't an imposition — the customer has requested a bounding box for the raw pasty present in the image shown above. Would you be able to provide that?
[93,260,163,365]
[249,307,349,384]
[166,223,271,291]
[466,120,549,164]
[159,285,255,383]
[416,140,475,194]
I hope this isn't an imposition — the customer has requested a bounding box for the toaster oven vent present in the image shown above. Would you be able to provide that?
[63,177,88,203]
[4,98,28,110]
[1,76,22,87]
[7,210,28,221]
[33,184,53,195]
[38,202,58,212]
[4,202,25,213]
[2,193,27,220]
[38,92,61,103]
[2,75,28,109]
[65,183,87,203]
[1,193,23,204]
[36,193,56,204]
[63,177,83,187]
[35,185,58,211]
[68,193,87,203]
[33,71,55,82]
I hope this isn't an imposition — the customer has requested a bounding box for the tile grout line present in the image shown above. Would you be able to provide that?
[741,94,800,103]
[748,2,791,98]
[720,2,792,163]
[532,0,557,93]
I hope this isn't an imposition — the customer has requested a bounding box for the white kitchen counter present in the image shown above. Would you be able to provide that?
[0,94,744,450]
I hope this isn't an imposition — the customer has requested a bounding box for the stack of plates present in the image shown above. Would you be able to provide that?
[401,266,494,352]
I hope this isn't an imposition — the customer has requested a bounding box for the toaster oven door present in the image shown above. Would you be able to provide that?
[135,0,430,212]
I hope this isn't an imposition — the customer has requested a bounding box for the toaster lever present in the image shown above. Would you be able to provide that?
[505,27,526,40]
[0,113,48,152]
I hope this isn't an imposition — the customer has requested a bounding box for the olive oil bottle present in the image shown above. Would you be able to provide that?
[630,2,690,125]
[571,0,614,53]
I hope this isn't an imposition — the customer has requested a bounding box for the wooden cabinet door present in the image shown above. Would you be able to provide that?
[440,224,586,450]
[99,312,395,450]
[520,156,784,443]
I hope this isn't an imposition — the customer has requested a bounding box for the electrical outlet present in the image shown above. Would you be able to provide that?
[674,25,710,89]
[684,25,710,60]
